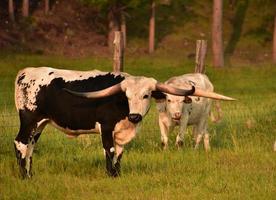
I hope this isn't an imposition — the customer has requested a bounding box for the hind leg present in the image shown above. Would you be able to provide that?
[14,110,47,178]
[193,115,210,151]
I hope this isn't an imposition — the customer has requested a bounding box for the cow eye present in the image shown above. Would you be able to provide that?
[143,94,149,99]
[167,99,171,103]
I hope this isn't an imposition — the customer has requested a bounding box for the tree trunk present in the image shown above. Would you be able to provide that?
[149,0,155,54]
[273,13,276,63]
[113,31,124,72]
[45,0,50,14]
[108,2,121,50]
[121,14,126,49]
[212,0,224,67]
[8,0,15,22]
[22,0,29,17]
[195,40,207,73]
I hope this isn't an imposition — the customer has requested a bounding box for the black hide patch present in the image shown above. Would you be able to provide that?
[17,73,26,84]
[184,96,192,104]
[35,73,129,131]
[151,91,166,100]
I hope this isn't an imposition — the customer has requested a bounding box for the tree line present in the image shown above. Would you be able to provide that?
[3,0,276,67]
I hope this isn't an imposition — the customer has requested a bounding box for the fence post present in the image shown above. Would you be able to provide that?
[195,40,207,73]
[113,31,124,72]
[45,0,50,14]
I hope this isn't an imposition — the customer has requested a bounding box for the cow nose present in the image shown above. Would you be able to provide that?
[173,112,181,120]
[128,114,142,124]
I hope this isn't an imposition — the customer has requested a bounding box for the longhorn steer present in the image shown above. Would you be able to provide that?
[14,67,201,178]
[156,73,235,151]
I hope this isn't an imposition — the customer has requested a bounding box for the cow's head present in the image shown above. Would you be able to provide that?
[165,94,187,122]
[119,77,196,123]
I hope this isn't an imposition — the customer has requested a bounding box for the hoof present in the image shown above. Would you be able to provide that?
[176,141,184,149]
[204,146,211,152]
[14,143,32,179]
[161,142,168,150]
[107,168,120,178]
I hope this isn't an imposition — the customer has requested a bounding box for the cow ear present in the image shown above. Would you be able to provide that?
[184,96,192,104]
[151,91,166,100]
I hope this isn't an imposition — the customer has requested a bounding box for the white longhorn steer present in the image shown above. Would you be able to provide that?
[156,73,235,151]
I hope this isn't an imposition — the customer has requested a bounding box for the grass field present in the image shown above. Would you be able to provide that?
[0,54,275,199]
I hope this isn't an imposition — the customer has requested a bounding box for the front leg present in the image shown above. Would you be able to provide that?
[175,110,189,149]
[158,112,172,150]
[112,117,137,176]
[175,114,188,149]
[101,130,120,177]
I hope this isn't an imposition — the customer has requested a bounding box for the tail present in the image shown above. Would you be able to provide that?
[210,100,223,123]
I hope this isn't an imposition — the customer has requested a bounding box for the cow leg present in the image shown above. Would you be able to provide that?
[194,118,210,151]
[24,119,48,175]
[203,132,210,151]
[175,115,189,149]
[193,125,203,150]
[14,110,45,178]
[101,129,119,177]
[203,102,212,151]
[158,112,171,150]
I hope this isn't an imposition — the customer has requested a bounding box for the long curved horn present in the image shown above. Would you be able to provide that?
[64,82,122,98]
[155,83,195,96]
[193,88,236,101]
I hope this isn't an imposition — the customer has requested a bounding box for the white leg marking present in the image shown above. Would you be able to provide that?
[159,112,171,149]
[110,147,115,153]
[195,134,203,149]
[25,138,35,174]
[114,144,124,159]
[204,133,210,151]
[14,141,28,159]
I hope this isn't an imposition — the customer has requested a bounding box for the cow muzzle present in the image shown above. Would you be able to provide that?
[128,114,142,124]
[172,112,181,121]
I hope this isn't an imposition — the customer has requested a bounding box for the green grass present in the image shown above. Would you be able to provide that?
[0,54,276,199]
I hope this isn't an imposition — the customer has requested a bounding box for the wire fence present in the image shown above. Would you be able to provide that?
[0,75,18,129]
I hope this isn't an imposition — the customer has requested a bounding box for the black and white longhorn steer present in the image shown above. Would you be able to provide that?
[14,67,226,178]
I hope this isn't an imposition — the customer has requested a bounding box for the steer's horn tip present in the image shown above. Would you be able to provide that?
[222,96,237,101]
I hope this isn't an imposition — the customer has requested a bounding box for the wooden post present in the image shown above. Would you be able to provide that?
[8,0,15,22]
[45,0,50,14]
[195,40,207,73]
[113,31,124,72]
[22,0,29,17]
[212,0,224,67]
[121,14,126,49]
[149,0,155,54]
